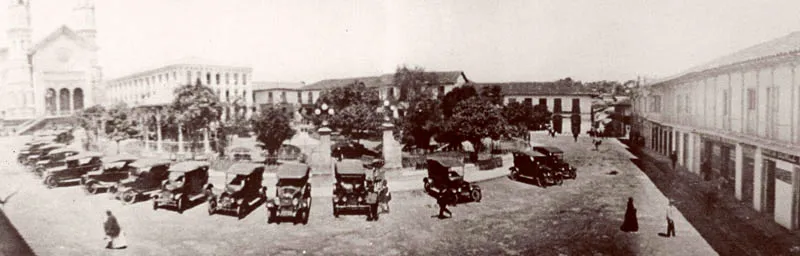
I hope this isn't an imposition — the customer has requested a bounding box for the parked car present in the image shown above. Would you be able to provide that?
[423,154,482,203]
[81,154,138,194]
[207,162,267,218]
[509,150,563,187]
[332,159,370,217]
[332,141,381,160]
[266,163,311,224]
[153,161,210,213]
[41,152,104,189]
[532,146,577,180]
[110,158,171,204]
[24,143,65,166]
[34,147,82,177]
[18,141,51,163]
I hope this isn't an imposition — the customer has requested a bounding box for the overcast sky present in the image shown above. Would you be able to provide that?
[2,0,800,84]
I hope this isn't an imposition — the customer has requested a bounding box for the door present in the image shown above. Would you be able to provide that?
[742,157,755,204]
[763,159,776,215]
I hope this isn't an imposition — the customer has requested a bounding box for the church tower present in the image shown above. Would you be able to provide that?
[73,0,96,46]
[4,0,34,118]
[73,0,101,109]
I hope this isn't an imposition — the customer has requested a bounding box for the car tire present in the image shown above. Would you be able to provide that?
[44,176,58,189]
[423,181,431,193]
[471,189,482,202]
[236,205,243,220]
[177,197,185,214]
[84,182,98,194]
[121,190,137,205]
[302,210,309,225]
[333,205,339,218]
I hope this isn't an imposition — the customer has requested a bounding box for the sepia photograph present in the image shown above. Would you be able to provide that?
[1,0,800,255]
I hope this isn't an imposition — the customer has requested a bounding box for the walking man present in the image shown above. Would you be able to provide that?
[103,210,127,249]
[665,201,676,237]
[670,151,678,170]
[437,191,452,219]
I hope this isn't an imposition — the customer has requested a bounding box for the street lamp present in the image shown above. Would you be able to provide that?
[314,103,335,128]
[378,100,398,123]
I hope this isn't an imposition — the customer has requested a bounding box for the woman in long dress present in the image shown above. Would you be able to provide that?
[620,197,639,232]
[104,210,127,249]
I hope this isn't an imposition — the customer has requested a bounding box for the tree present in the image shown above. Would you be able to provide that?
[400,98,442,151]
[530,104,552,130]
[393,65,439,102]
[315,81,379,113]
[333,103,382,142]
[172,83,223,153]
[74,104,106,150]
[502,101,534,137]
[104,103,139,154]
[441,85,478,117]
[252,107,296,159]
[443,97,507,152]
[480,85,504,106]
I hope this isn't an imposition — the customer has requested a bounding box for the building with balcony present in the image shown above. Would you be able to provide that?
[632,31,800,230]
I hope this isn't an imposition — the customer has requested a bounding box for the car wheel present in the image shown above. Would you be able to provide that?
[236,205,243,220]
[423,181,431,193]
[333,205,339,218]
[177,197,185,214]
[301,210,309,225]
[267,210,275,223]
[121,191,137,205]
[44,176,58,189]
[471,189,482,202]
[84,182,98,194]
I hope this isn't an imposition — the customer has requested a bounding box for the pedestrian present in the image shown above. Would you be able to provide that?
[670,151,678,170]
[665,201,676,237]
[365,182,379,221]
[572,133,579,142]
[620,197,639,232]
[437,191,452,219]
[593,138,602,151]
[103,210,127,249]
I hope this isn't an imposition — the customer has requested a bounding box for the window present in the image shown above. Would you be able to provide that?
[722,90,730,116]
[553,98,562,113]
[539,98,547,106]
[387,87,395,99]
[186,71,192,84]
[297,91,302,103]
[242,74,247,85]
[308,92,313,104]
[216,74,221,85]
[206,73,211,85]
[281,91,287,103]
[225,73,230,84]
[747,89,756,110]
[524,98,532,106]
[268,92,273,104]
[685,95,690,114]
[572,98,580,113]
[508,98,517,104]
[234,74,239,85]
[650,95,662,113]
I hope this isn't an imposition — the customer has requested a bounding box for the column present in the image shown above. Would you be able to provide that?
[178,123,185,154]
[156,113,163,152]
[753,147,763,211]
[203,128,211,154]
[55,92,60,115]
[735,143,744,200]
[142,116,149,151]
[69,91,74,115]
[677,131,684,167]
[672,129,679,153]
[382,122,401,170]
[687,133,695,173]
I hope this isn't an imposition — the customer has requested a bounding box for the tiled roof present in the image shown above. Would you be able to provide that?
[470,82,598,96]
[653,31,800,85]
[300,71,466,91]
[251,81,306,91]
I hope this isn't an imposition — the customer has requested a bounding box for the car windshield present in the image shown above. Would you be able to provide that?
[228,174,246,185]
[168,172,185,182]
[338,179,363,190]
[104,161,126,170]
[280,186,298,197]
[130,167,145,178]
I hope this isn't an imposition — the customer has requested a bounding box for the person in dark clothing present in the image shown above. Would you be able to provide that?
[437,191,452,219]
[670,151,678,170]
[572,133,579,142]
[103,210,126,249]
[666,201,676,237]
[620,197,639,232]
[365,182,379,221]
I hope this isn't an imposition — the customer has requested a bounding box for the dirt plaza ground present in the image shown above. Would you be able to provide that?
[0,134,716,256]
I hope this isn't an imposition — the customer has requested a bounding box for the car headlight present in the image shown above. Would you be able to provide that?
[358,197,364,203]
[172,194,179,200]
[292,198,299,205]
[273,197,280,205]
[342,196,348,202]
[457,187,462,193]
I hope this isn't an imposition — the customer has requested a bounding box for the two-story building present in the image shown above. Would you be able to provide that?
[251,81,306,113]
[632,31,800,230]
[298,71,469,103]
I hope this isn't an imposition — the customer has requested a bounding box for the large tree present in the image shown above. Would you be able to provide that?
[252,107,296,160]
[171,83,223,153]
[479,85,504,106]
[392,65,439,102]
[104,103,139,154]
[442,97,507,151]
[400,97,441,151]
[333,103,382,142]
[313,81,381,141]
[440,85,478,117]
[74,104,106,150]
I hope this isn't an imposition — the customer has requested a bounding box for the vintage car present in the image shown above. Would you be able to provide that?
[18,141,51,163]
[266,163,311,224]
[207,162,267,218]
[509,150,563,187]
[110,158,171,204]
[41,152,104,189]
[331,159,370,217]
[23,143,65,166]
[81,154,138,194]
[332,141,381,160]
[153,161,210,213]
[33,147,82,177]
[423,154,482,203]
[532,146,577,179]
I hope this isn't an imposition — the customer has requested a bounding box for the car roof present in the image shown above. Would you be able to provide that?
[225,162,264,175]
[276,163,310,180]
[101,154,138,163]
[229,147,252,153]
[48,147,82,155]
[39,143,66,150]
[64,151,103,161]
[169,161,210,172]
[335,159,367,176]
[517,150,546,157]
[130,158,172,168]
[533,146,564,153]
[426,155,464,167]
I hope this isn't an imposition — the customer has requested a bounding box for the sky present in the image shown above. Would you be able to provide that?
[2,0,800,85]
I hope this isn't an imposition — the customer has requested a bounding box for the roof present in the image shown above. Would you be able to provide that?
[651,31,800,85]
[102,154,138,163]
[30,25,97,54]
[64,152,103,161]
[426,155,464,168]
[276,163,311,180]
[130,158,172,168]
[335,159,367,176]
[169,161,210,172]
[300,71,466,91]
[48,147,82,155]
[224,162,264,175]
[517,150,546,157]
[533,146,564,154]
[251,81,306,91]
[106,56,252,83]
[40,143,66,150]
[470,82,598,96]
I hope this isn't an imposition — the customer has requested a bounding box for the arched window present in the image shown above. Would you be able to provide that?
[73,88,84,110]
[206,73,211,85]
[225,90,230,102]
[59,88,71,112]
[216,73,221,85]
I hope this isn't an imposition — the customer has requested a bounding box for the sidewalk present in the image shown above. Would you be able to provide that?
[622,139,800,256]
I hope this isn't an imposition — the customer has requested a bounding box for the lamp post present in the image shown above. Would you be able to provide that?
[377,100,402,170]
[314,103,335,174]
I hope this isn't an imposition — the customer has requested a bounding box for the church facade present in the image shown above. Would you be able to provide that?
[0,0,102,130]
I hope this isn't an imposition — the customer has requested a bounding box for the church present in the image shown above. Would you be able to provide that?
[0,0,102,134]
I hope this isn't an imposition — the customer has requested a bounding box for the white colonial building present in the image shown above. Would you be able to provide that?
[0,0,102,134]
[633,31,800,230]
[105,57,255,119]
